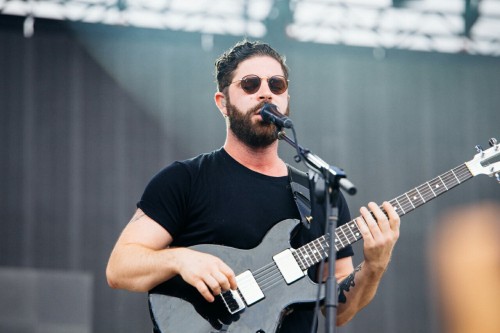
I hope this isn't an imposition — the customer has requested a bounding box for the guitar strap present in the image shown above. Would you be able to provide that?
[287,164,313,229]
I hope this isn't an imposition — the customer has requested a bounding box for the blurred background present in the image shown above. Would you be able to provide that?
[1,0,499,332]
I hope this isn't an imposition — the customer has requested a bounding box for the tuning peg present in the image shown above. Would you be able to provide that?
[475,145,484,153]
[489,138,498,147]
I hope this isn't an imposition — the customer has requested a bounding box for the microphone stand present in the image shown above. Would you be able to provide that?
[278,130,356,333]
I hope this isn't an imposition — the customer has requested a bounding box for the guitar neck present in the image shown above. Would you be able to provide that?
[293,163,474,271]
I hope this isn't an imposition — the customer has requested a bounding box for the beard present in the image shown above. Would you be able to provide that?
[226,99,289,148]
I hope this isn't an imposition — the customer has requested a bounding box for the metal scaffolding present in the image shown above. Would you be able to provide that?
[1,0,499,56]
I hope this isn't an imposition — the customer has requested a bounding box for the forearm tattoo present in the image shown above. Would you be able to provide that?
[338,264,363,304]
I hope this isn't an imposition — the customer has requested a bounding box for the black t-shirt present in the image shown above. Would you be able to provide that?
[138,148,354,332]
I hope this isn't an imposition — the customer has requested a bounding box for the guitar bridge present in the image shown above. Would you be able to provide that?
[220,289,245,314]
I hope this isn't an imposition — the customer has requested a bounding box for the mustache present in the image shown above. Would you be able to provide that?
[251,101,267,115]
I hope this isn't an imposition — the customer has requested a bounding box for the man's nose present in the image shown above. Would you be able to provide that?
[257,78,273,102]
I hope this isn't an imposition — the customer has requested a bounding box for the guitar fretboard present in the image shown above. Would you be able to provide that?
[292,163,473,271]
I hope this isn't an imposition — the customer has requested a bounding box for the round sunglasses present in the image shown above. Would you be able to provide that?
[231,75,288,95]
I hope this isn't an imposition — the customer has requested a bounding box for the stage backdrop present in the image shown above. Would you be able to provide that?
[1,15,499,333]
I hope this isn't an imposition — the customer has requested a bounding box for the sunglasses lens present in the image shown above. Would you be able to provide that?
[269,76,287,94]
[240,76,261,94]
[238,75,288,95]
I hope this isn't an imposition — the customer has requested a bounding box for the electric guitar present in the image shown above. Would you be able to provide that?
[149,139,500,333]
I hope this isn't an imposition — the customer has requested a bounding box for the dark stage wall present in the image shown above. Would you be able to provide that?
[1,15,499,333]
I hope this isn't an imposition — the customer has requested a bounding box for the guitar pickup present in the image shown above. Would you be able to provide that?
[273,249,305,284]
[221,270,264,314]
[236,270,264,306]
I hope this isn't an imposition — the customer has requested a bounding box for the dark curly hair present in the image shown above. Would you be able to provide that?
[215,40,289,93]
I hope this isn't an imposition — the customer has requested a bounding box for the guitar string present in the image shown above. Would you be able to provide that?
[386,164,470,217]
[396,165,470,214]
[234,164,473,297]
[393,166,461,213]
[257,270,284,290]
[332,166,469,256]
[235,265,283,292]
[252,262,276,275]
[288,166,473,262]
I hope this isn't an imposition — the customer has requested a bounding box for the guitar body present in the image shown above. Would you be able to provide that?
[149,219,323,333]
[148,139,500,333]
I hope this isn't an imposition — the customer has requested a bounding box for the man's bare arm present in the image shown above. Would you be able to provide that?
[334,201,400,326]
[106,209,237,302]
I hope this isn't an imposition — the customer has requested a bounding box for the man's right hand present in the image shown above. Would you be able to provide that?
[173,248,238,302]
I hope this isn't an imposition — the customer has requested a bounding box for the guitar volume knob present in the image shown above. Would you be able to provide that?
[489,138,498,147]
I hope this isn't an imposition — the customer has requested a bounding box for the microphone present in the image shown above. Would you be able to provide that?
[260,103,293,129]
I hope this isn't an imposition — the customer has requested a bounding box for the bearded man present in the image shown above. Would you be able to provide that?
[106,40,400,333]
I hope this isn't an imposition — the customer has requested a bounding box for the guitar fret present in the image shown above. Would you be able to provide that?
[437,175,449,190]
[304,245,315,265]
[398,195,407,211]
[335,232,345,248]
[329,235,340,252]
[451,169,461,184]
[426,181,437,197]
[442,171,458,188]
[306,240,323,267]
[339,227,348,245]
[298,247,310,267]
[316,238,326,252]
[415,186,426,203]
[408,188,425,208]
[314,242,323,261]
[348,222,361,242]
[404,193,416,209]
[342,225,350,242]
[420,183,434,201]
[346,224,356,242]
[429,177,446,196]
[399,194,412,214]
[393,197,406,214]
[305,244,314,264]
[308,243,320,263]
[316,242,325,260]
[404,195,414,212]
[321,235,336,253]
[295,249,307,270]
[303,247,313,266]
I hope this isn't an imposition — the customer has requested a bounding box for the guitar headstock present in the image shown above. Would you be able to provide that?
[465,138,500,182]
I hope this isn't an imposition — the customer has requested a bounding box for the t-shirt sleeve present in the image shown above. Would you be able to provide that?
[335,191,355,259]
[137,162,190,238]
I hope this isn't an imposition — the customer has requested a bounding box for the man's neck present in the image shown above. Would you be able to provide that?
[223,135,287,177]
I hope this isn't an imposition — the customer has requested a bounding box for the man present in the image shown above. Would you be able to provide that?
[106,40,400,332]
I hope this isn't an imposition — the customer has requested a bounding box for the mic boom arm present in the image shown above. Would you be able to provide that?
[278,131,357,196]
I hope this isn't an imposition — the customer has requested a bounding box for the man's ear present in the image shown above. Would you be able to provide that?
[214,92,227,117]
